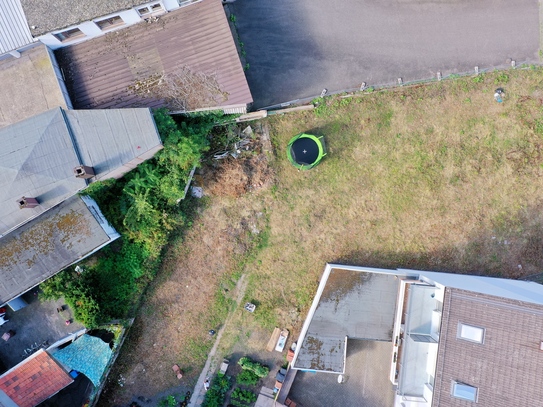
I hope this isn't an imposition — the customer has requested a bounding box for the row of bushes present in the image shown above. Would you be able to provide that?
[231,388,257,405]
[41,109,227,327]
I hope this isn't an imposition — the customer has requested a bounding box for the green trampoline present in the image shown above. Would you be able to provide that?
[287,133,327,170]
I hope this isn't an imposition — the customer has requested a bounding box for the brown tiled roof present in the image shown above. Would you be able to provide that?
[55,0,252,111]
[432,288,543,407]
[0,350,73,407]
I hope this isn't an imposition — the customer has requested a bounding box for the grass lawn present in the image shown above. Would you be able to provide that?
[101,68,543,404]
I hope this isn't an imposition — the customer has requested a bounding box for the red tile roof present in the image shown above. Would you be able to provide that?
[0,350,73,407]
[56,0,252,111]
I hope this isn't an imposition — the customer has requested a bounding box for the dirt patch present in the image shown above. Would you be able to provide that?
[203,125,274,198]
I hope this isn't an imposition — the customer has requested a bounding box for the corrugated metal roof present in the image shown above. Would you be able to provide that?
[65,108,163,180]
[0,108,86,236]
[56,0,252,111]
[0,0,34,54]
[0,195,111,304]
[0,350,72,407]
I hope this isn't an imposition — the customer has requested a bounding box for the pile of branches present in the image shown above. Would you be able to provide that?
[130,65,228,111]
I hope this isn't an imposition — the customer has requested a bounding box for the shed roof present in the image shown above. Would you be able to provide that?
[0,44,68,128]
[20,0,146,36]
[56,0,252,111]
[0,349,72,407]
[0,195,111,305]
[0,0,34,54]
[432,288,543,407]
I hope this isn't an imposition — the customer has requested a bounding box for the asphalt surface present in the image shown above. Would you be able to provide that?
[232,0,541,109]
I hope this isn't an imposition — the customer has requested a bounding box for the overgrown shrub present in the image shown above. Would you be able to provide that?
[202,373,230,407]
[42,109,228,326]
[231,388,257,403]
[235,369,259,386]
[238,357,269,378]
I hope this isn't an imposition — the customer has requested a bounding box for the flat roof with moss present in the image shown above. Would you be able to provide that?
[0,44,69,128]
[0,195,110,304]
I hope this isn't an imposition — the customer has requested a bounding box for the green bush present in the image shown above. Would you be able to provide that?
[202,373,230,407]
[158,395,177,407]
[231,388,257,403]
[41,271,101,328]
[42,109,227,326]
[236,369,259,386]
[238,357,269,378]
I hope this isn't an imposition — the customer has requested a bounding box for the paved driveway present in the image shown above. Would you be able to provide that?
[232,0,540,108]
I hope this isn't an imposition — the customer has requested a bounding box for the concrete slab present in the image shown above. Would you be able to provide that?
[232,0,540,108]
[288,339,395,407]
[0,290,84,370]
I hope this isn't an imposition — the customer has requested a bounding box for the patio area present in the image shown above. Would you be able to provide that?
[0,289,84,370]
[288,339,395,407]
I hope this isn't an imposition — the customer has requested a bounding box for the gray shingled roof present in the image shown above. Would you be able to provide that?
[433,288,543,407]
[0,195,110,304]
[0,0,34,54]
[0,108,86,236]
[0,107,162,236]
[56,0,252,111]
[20,0,147,36]
[65,108,163,180]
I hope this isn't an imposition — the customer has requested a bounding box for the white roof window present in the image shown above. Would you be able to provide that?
[457,323,485,344]
[452,381,478,402]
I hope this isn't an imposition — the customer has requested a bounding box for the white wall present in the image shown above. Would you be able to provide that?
[37,0,182,50]
[409,270,543,306]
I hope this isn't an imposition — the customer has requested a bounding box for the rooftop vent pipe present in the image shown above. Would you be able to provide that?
[17,197,39,209]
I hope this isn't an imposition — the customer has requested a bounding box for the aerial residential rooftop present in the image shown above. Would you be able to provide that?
[0,195,115,305]
[0,0,34,55]
[0,349,73,407]
[293,267,399,372]
[292,264,543,407]
[0,44,70,128]
[56,0,252,112]
[0,106,162,236]
[433,288,543,406]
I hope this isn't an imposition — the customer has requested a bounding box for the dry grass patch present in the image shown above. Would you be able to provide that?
[101,68,543,405]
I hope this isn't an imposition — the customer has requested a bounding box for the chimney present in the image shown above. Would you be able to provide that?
[74,165,95,179]
[17,197,39,209]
